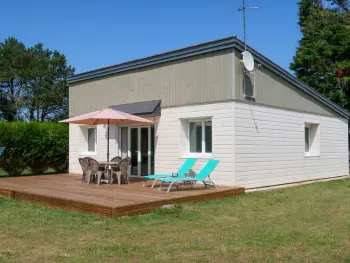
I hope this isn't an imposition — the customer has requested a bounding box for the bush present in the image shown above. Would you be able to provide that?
[0,122,68,176]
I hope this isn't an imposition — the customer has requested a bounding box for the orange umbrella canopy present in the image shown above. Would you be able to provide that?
[59,108,154,125]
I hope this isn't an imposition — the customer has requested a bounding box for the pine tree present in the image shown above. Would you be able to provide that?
[291,0,350,110]
[0,38,30,121]
[0,38,74,121]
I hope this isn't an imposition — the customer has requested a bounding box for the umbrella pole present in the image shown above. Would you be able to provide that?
[107,119,110,162]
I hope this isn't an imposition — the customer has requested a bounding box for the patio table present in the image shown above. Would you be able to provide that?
[99,161,120,185]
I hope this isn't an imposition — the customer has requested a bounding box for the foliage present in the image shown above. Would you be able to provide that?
[0,122,68,176]
[0,38,30,121]
[0,179,349,262]
[291,0,350,110]
[0,38,74,122]
[327,0,349,12]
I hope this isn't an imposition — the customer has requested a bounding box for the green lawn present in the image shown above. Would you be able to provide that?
[0,168,57,177]
[0,179,349,263]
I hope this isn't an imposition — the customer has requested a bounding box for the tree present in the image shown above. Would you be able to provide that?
[291,0,350,110]
[24,44,74,122]
[327,0,349,12]
[0,37,74,122]
[0,38,30,121]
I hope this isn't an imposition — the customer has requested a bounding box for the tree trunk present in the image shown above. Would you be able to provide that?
[29,85,36,121]
[41,108,47,122]
[8,78,16,121]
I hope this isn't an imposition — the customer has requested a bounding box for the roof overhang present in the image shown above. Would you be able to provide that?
[68,36,349,119]
[109,100,161,117]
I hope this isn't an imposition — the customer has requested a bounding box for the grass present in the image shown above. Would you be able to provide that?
[0,168,57,177]
[0,169,6,176]
[0,179,349,263]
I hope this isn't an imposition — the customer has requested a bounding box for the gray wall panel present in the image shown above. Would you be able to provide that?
[69,47,342,119]
[233,50,338,117]
[69,50,233,117]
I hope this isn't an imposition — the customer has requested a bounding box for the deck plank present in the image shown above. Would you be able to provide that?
[0,174,245,217]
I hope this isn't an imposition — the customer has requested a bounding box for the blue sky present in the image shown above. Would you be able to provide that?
[1,0,301,74]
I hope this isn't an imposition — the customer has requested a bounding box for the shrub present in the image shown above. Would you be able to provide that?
[0,122,68,176]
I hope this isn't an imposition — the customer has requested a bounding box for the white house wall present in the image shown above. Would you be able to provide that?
[234,101,349,188]
[69,101,236,185]
[69,100,348,188]
[69,124,119,174]
[155,101,235,186]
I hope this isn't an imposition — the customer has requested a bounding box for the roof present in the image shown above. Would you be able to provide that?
[109,100,161,117]
[68,36,349,119]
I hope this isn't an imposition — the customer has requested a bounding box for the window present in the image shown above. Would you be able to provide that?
[243,72,255,99]
[188,119,212,155]
[304,123,320,156]
[305,126,310,153]
[87,128,96,152]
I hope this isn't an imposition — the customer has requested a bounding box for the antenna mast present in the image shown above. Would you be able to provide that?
[239,0,260,51]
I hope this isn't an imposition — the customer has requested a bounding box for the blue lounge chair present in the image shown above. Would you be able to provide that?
[143,158,197,188]
[159,159,219,193]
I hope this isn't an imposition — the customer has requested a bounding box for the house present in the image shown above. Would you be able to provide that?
[67,36,349,189]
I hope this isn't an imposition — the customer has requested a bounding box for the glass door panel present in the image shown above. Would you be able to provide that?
[120,126,155,177]
[130,128,138,176]
[140,128,149,176]
[151,127,155,174]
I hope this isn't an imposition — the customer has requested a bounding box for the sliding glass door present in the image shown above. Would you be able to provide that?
[130,128,139,176]
[140,127,149,176]
[119,126,154,177]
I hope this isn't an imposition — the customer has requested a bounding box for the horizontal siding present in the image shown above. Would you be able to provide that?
[69,50,233,117]
[155,102,235,186]
[69,124,119,174]
[234,102,349,188]
[69,102,235,186]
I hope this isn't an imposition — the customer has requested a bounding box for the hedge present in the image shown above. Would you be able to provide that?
[0,122,68,176]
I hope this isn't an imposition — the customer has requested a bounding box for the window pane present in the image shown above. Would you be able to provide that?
[189,121,202,153]
[205,120,212,153]
[130,128,138,175]
[305,127,310,152]
[140,127,149,176]
[151,127,155,174]
[88,128,96,152]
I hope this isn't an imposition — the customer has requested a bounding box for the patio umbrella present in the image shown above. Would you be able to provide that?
[60,108,154,162]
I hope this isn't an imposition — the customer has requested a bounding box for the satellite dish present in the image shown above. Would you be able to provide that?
[242,51,255,72]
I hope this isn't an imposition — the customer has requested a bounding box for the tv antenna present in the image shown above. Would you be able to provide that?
[238,0,260,51]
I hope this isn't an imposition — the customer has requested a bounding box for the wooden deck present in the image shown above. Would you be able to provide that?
[0,174,245,217]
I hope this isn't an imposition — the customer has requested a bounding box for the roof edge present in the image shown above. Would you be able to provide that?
[68,36,236,84]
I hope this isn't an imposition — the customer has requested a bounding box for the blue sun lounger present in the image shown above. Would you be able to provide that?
[159,159,219,193]
[143,158,197,188]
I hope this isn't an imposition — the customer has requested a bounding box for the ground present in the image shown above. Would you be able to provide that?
[0,178,349,263]
[0,168,56,177]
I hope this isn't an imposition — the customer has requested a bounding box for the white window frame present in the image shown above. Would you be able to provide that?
[304,123,320,157]
[187,119,213,158]
[86,127,97,154]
